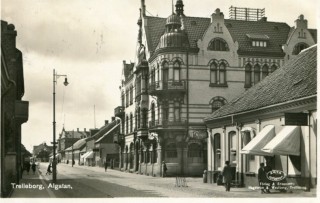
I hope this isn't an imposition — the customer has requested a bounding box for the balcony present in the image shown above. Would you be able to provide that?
[149,80,186,96]
[114,106,125,117]
[149,118,187,130]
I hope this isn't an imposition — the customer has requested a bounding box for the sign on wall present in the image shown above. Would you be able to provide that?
[284,113,308,126]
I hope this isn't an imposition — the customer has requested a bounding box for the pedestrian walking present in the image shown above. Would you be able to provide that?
[104,161,108,172]
[46,163,52,175]
[258,163,268,194]
[25,161,31,175]
[162,161,167,177]
[222,161,233,192]
[31,162,36,175]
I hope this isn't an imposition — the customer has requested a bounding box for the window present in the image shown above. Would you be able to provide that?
[142,109,148,128]
[245,64,252,87]
[262,64,269,79]
[210,63,217,84]
[270,64,277,74]
[152,142,158,163]
[174,102,180,122]
[151,103,155,126]
[137,107,141,129]
[188,143,202,157]
[254,64,261,84]
[210,61,227,86]
[208,38,229,51]
[129,86,133,105]
[130,114,133,132]
[219,63,226,84]
[210,96,227,112]
[126,116,129,134]
[166,143,177,158]
[241,128,256,172]
[228,131,237,163]
[162,102,169,123]
[252,40,267,47]
[214,133,221,169]
[173,62,180,81]
[125,89,129,107]
[136,77,141,96]
[292,43,309,55]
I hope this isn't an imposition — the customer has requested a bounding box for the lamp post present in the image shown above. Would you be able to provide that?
[53,69,69,182]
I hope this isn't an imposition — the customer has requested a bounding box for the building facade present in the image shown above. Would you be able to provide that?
[1,20,29,197]
[114,0,317,177]
[204,46,317,189]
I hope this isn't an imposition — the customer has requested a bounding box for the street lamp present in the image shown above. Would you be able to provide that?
[53,69,69,183]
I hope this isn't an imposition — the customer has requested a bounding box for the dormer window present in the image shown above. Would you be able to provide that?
[247,34,269,47]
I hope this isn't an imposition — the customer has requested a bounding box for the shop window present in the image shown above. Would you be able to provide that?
[166,143,177,158]
[214,133,221,169]
[130,144,134,169]
[208,38,229,51]
[244,64,252,88]
[228,131,237,163]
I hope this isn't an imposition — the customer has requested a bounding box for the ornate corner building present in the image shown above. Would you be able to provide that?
[114,0,317,177]
[1,20,29,197]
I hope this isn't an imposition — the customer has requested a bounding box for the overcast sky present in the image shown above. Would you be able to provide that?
[1,0,317,152]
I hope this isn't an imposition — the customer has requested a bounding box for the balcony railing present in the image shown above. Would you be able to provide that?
[114,106,125,117]
[149,118,187,128]
[149,80,186,95]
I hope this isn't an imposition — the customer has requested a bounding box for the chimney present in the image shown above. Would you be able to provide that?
[105,120,109,125]
[259,17,267,22]
[295,14,308,29]
[112,117,115,122]
[84,128,86,132]
[77,128,79,132]
[211,8,224,23]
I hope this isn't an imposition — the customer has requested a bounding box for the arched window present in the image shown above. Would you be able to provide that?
[166,143,177,158]
[173,61,180,81]
[245,64,252,87]
[162,61,169,87]
[219,63,226,84]
[270,64,277,74]
[208,38,229,51]
[262,64,269,79]
[210,62,217,84]
[130,114,133,132]
[292,43,309,55]
[210,96,227,112]
[214,133,221,169]
[254,64,261,84]
[188,143,202,157]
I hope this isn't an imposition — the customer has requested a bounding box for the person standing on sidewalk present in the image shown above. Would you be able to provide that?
[222,161,232,192]
[258,163,267,194]
[104,161,108,172]
[162,161,167,177]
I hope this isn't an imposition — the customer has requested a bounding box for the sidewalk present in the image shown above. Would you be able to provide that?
[10,166,54,198]
[63,162,317,197]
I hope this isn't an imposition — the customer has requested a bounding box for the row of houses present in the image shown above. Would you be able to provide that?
[57,118,120,168]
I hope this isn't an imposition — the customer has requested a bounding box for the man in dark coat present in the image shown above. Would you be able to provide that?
[258,163,267,194]
[222,161,233,192]
[162,161,167,177]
